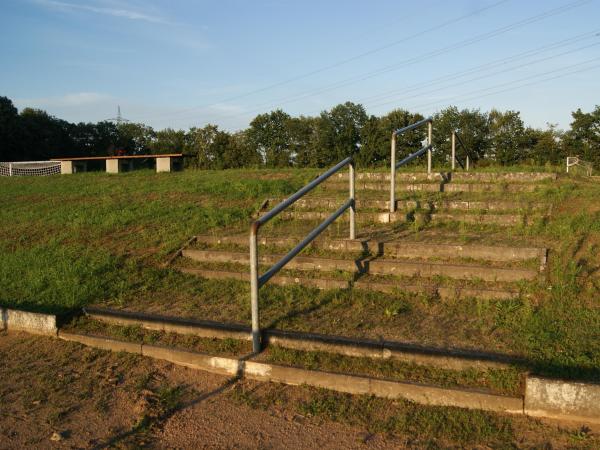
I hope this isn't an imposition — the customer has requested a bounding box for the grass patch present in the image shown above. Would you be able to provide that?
[262,346,523,396]
[63,315,252,356]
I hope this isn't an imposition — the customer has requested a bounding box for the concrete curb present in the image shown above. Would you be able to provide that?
[0,307,57,335]
[54,331,524,415]
[525,376,600,424]
[84,307,521,371]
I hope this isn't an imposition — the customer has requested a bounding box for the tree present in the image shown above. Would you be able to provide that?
[0,96,20,161]
[69,121,119,157]
[318,102,367,166]
[433,107,490,166]
[525,124,564,165]
[564,106,600,165]
[287,116,319,167]
[247,110,293,167]
[152,128,186,154]
[19,108,74,160]
[488,109,527,164]
[116,122,155,154]
[358,109,425,167]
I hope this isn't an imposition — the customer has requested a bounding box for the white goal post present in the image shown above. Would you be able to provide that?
[0,161,62,177]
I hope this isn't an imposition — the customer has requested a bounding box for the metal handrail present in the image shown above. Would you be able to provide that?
[566,156,593,176]
[249,156,356,352]
[451,131,475,171]
[390,117,433,213]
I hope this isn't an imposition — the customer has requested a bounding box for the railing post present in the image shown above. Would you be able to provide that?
[349,161,356,240]
[427,121,433,175]
[390,133,396,213]
[249,225,261,353]
[451,132,456,171]
[8,162,13,176]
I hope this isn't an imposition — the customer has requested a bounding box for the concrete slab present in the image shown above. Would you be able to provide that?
[156,157,172,173]
[525,376,600,424]
[105,159,119,174]
[1,308,57,335]
[60,161,73,175]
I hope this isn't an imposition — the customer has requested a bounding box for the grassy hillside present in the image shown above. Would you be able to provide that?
[1,167,599,380]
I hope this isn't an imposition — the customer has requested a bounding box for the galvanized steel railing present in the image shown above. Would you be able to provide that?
[249,157,356,352]
[390,117,433,213]
[451,130,474,171]
[566,156,593,176]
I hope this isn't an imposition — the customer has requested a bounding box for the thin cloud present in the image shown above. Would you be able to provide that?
[35,0,171,24]
[16,92,113,108]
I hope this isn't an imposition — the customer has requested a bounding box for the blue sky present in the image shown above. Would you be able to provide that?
[1,0,599,131]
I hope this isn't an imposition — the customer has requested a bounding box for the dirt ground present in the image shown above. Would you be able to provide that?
[0,332,403,449]
[1,332,597,449]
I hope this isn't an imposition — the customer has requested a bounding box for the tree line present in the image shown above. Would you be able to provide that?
[1,96,598,167]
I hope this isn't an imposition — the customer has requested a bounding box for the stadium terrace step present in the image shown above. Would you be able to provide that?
[333,172,449,182]
[332,171,557,182]
[268,198,547,212]
[194,234,547,264]
[321,181,544,192]
[269,210,530,226]
[181,249,539,282]
[179,267,519,300]
[449,172,557,182]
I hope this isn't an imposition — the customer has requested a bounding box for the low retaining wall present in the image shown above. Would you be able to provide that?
[84,307,519,371]
[56,331,523,415]
[525,376,600,424]
[0,308,57,335]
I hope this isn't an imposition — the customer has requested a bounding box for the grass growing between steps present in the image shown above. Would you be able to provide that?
[230,381,597,449]
[62,315,252,356]
[260,346,524,396]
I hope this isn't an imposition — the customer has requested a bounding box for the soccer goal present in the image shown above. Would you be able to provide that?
[0,161,62,177]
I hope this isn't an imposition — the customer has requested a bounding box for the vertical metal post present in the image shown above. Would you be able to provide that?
[249,227,261,353]
[466,155,470,172]
[451,132,456,171]
[8,163,12,176]
[349,161,356,240]
[427,121,433,175]
[390,133,396,213]
[566,158,569,173]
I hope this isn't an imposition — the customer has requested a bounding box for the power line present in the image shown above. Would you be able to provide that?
[132,0,511,122]
[355,30,600,105]
[167,0,591,127]
[364,39,600,110]
[402,56,600,113]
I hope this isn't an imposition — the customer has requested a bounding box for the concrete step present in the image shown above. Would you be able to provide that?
[269,197,547,212]
[450,172,557,182]
[268,210,530,226]
[179,267,519,300]
[321,181,543,193]
[181,249,539,282]
[333,171,557,182]
[333,172,448,182]
[194,234,547,264]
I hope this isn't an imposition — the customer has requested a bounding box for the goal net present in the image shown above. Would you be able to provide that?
[0,161,62,177]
